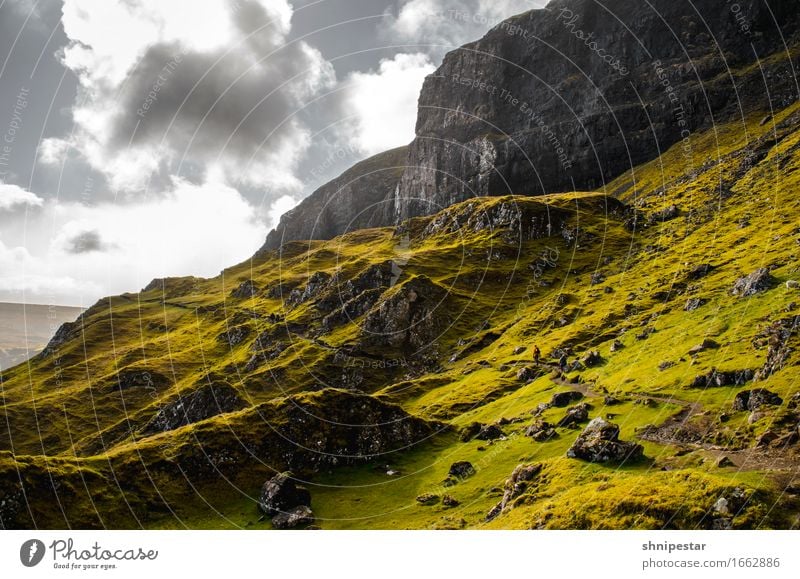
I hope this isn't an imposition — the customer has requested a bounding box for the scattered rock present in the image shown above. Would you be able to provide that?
[230,280,258,299]
[550,391,584,407]
[732,389,783,412]
[557,403,591,428]
[258,472,312,517]
[141,382,246,434]
[786,280,799,289]
[271,505,315,529]
[474,424,506,441]
[581,350,602,367]
[610,339,624,352]
[525,420,557,442]
[442,495,460,507]
[448,461,476,479]
[753,315,799,380]
[486,463,542,521]
[716,455,736,468]
[732,268,776,297]
[416,493,439,505]
[650,204,680,223]
[684,297,708,311]
[688,338,720,355]
[567,418,644,463]
[218,325,250,346]
[458,422,482,442]
[603,395,622,406]
[513,346,526,355]
[687,263,714,280]
[689,368,754,388]
[658,360,676,371]
[756,430,779,447]
[516,366,541,382]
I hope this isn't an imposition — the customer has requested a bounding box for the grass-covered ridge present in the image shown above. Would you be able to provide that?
[1,102,800,529]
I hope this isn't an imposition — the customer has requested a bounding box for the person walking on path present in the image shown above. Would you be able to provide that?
[533,345,541,365]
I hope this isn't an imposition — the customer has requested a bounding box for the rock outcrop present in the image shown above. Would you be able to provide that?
[141,382,246,434]
[391,0,799,221]
[567,417,644,463]
[258,146,407,252]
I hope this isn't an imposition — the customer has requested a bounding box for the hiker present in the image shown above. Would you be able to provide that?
[559,353,568,373]
[533,345,541,364]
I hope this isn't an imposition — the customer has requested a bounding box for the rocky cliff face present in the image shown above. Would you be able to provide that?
[258,0,798,250]
[259,146,407,252]
[391,0,799,220]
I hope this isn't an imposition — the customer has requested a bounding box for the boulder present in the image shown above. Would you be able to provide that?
[525,421,557,442]
[732,268,775,297]
[448,461,476,479]
[581,350,602,367]
[271,505,315,529]
[258,472,311,517]
[486,463,542,521]
[474,424,506,441]
[516,366,541,382]
[610,339,624,352]
[442,495,460,507]
[567,418,644,463]
[557,403,591,428]
[550,391,584,407]
[416,493,439,505]
[716,455,736,468]
[732,389,783,412]
[458,422,483,442]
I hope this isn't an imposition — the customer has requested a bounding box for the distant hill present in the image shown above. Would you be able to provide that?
[0,303,84,371]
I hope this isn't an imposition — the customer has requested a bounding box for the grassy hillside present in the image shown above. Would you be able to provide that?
[1,100,799,530]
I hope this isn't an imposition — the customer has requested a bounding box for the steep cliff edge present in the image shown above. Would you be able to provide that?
[260,146,407,252]
[392,0,799,220]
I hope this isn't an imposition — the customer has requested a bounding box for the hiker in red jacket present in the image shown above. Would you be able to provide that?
[533,345,541,364]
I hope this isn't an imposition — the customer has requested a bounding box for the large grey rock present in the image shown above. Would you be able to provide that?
[567,417,644,463]
[258,472,311,517]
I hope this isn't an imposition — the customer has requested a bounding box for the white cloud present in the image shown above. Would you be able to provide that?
[267,194,298,230]
[389,0,542,53]
[46,0,335,193]
[339,53,436,156]
[0,179,266,305]
[0,182,44,211]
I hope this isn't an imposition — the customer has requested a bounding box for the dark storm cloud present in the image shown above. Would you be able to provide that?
[65,230,109,254]
[94,0,334,189]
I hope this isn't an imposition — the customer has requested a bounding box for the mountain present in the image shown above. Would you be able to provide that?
[2,1,800,530]
[260,0,800,243]
[259,146,408,251]
[0,303,84,371]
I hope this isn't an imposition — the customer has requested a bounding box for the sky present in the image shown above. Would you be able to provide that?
[0,0,543,306]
